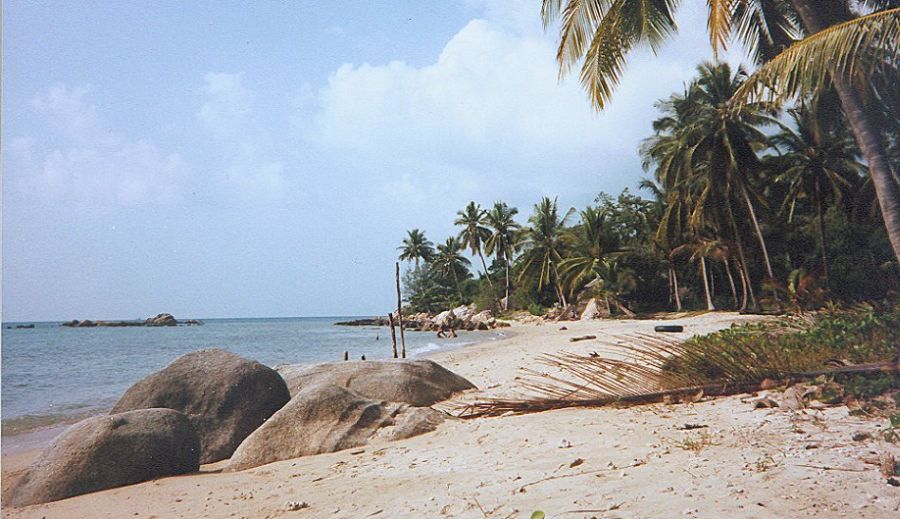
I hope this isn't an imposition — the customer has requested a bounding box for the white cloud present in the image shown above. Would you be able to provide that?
[7,85,189,206]
[31,84,105,145]
[197,73,286,201]
[305,17,698,203]
[197,73,252,138]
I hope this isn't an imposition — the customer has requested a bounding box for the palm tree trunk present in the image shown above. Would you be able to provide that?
[791,0,900,262]
[814,178,830,290]
[700,256,715,311]
[551,262,568,307]
[478,249,495,289]
[740,184,775,279]
[724,256,739,308]
[505,256,511,311]
[727,201,758,312]
[670,264,683,311]
[452,268,463,301]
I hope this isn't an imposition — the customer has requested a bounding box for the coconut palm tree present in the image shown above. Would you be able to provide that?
[638,178,685,311]
[517,197,575,307]
[484,202,521,310]
[455,201,495,290]
[434,237,471,300]
[771,101,865,286]
[398,228,435,270]
[541,0,900,262]
[641,65,772,310]
[558,205,625,301]
[682,62,779,281]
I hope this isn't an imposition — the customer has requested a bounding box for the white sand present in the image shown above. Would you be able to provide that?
[3,313,898,518]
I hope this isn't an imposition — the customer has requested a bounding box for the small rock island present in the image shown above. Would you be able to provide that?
[61,313,203,328]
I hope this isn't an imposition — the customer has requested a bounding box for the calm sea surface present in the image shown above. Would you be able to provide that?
[1,317,503,437]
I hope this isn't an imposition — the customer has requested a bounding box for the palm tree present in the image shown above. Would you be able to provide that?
[586,257,638,316]
[484,202,521,310]
[398,228,435,270]
[558,205,625,301]
[684,62,779,282]
[517,197,575,307]
[638,179,684,311]
[641,64,773,311]
[454,201,495,290]
[771,101,865,286]
[434,237,471,300]
[541,0,900,262]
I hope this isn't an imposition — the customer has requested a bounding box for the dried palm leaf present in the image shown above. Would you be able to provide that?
[455,332,898,418]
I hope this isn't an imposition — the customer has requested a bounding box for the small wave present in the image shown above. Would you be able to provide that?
[409,342,442,357]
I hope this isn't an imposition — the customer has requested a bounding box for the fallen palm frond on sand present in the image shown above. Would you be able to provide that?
[456,310,900,418]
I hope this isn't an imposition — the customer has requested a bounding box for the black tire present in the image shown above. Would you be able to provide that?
[654,325,684,333]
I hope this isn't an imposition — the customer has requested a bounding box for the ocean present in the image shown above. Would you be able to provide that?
[1,317,504,438]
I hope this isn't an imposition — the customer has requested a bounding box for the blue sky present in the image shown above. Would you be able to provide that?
[2,1,746,321]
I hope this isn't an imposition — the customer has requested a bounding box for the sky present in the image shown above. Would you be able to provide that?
[2,1,748,321]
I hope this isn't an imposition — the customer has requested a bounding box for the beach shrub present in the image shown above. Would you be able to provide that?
[527,303,545,316]
[661,304,900,385]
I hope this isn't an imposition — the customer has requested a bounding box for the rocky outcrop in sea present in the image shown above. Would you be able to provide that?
[60,313,203,327]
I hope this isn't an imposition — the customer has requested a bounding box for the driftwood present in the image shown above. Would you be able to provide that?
[395,262,406,359]
[388,313,398,359]
[569,335,597,342]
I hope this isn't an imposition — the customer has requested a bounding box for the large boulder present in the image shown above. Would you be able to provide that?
[111,349,290,463]
[9,409,199,507]
[228,384,444,471]
[276,359,475,405]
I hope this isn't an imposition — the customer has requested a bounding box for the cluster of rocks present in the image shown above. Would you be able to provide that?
[337,305,510,332]
[8,349,475,507]
[61,313,203,328]
[408,305,510,332]
[507,298,616,325]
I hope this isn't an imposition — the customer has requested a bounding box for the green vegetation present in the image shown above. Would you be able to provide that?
[662,305,900,388]
[395,3,898,316]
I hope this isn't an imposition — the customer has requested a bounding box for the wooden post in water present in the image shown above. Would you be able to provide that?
[395,262,406,359]
[388,313,398,359]
[343,350,349,361]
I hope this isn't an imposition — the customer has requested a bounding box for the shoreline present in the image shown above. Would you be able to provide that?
[0,327,513,456]
[4,313,897,518]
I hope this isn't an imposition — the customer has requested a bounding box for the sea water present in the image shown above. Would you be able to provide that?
[1,317,503,437]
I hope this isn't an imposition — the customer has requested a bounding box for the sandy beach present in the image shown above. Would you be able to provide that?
[3,313,898,518]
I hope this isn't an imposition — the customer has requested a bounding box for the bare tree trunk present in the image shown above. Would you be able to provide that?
[700,256,715,311]
[740,184,775,279]
[505,256,511,311]
[552,262,568,307]
[669,264,683,311]
[815,178,831,290]
[388,313,398,359]
[478,249,494,289]
[451,267,464,300]
[728,203,758,312]
[724,256,739,308]
[791,0,900,262]
[395,262,406,359]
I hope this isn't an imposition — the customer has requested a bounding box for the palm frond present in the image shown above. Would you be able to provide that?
[732,8,900,107]
[455,332,899,418]
[707,0,735,57]
[569,0,679,109]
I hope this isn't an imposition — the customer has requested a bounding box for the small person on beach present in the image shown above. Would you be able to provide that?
[436,323,458,339]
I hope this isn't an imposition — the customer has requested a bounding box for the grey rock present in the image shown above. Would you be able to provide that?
[227,384,444,471]
[9,409,199,507]
[111,349,290,463]
[276,359,475,405]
